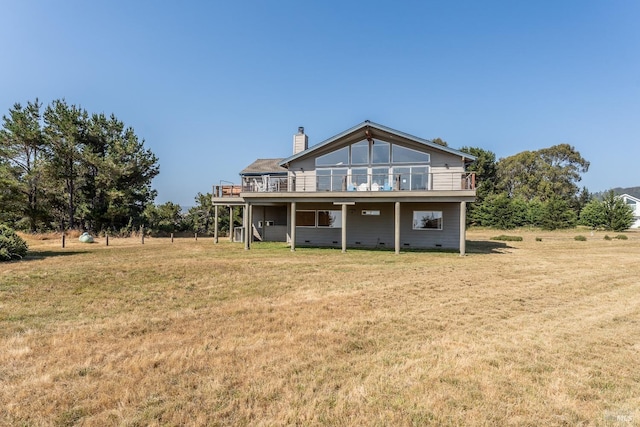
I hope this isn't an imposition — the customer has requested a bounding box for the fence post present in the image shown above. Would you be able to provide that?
[106,234,109,246]
[195,232,198,241]
[141,225,145,244]
[171,232,174,243]
[61,233,65,248]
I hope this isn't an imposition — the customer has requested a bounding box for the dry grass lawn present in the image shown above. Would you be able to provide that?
[1,229,639,426]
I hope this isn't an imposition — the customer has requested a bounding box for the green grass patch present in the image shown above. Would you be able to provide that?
[574,235,587,241]
[491,235,523,242]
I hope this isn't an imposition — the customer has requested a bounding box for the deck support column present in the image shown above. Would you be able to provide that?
[341,203,348,253]
[229,206,234,242]
[290,202,296,252]
[394,201,401,255]
[214,205,219,243]
[459,201,466,256]
[244,203,251,250]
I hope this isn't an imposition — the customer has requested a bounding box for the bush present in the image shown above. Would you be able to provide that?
[614,234,628,240]
[535,237,542,242]
[0,224,28,261]
[574,235,587,241]
[491,235,523,242]
[604,235,612,241]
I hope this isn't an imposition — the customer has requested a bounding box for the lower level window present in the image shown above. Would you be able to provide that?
[413,211,442,230]
[296,210,316,227]
[296,210,342,228]
[317,210,342,228]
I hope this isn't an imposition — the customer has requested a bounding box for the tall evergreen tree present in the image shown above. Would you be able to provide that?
[580,190,634,231]
[0,100,47,230]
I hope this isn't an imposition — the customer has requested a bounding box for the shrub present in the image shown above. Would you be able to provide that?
[491,235,523,242]
[604,235,612,241]
[614,234,628,240]
[0,224,29,261]
[574,235,587,241]
[535,237,542,242]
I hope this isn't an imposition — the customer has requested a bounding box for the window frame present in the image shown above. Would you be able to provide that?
[412,210,443,230]
[295,210,317,227]
[317,210,342,228]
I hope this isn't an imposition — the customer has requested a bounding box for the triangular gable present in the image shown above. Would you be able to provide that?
[279,120,476,167]
[620,193,640,203]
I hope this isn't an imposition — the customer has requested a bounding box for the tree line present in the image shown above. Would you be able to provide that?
[1,99,634,236]
[1,99,159,233]
[462,145,634,231]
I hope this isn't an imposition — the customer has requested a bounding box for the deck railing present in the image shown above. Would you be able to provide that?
[213,172,475,197]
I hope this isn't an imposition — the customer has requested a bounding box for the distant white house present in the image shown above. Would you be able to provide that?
[619,194,640,228]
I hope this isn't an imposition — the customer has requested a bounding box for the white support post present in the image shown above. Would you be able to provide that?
[290,202,296,251]
[460,201,467,256]
[229,206,234,242]
[341,203,348,253]
[394,201,401,255]
[214,205,219,243]
[244,203,250,250]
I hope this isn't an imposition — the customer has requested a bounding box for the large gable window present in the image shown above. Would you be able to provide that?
[316,140,430,167]
[316,147,348,166]
[351,141,369,165]
[314,139,431,191]
[372,141,390,164]
[392,145,430,164]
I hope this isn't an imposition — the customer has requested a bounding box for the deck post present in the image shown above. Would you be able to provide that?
[244,203,250,250]
[460,201,466,256]
[229,206,234,242]
[290,201,296,251]
[341,203,348,253]
[394,201,401,255]
[214,205,219,243]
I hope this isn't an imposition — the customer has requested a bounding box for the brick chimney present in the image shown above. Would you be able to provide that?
[293,126,308,154]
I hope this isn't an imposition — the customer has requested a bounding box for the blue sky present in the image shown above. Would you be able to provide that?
[2,1,639,206]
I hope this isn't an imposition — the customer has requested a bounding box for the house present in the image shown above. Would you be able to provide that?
[619,194,640,228]
[211,121,477,254]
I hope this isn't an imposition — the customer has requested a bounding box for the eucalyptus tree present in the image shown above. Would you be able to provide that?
[496,144,589,203]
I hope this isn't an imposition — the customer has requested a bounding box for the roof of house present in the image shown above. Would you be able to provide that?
[619,193,640,203]
[240,158,288,176]
[279,120,477,167]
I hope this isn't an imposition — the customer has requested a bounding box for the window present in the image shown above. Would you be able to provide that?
[316,147,349,166]
[393,166,429,190]
[371,167,389,189]
[392,145,430,164]
[351,140,369,165]
[317,169,347,191]
[413,211,443,230]
[317,210,342,228]
[316,170,331,191]
[372,141,390,164]
[296,210,316,227]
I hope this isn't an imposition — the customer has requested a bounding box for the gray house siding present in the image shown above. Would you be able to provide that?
[293,201,460,250]
[400,203,460,249]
